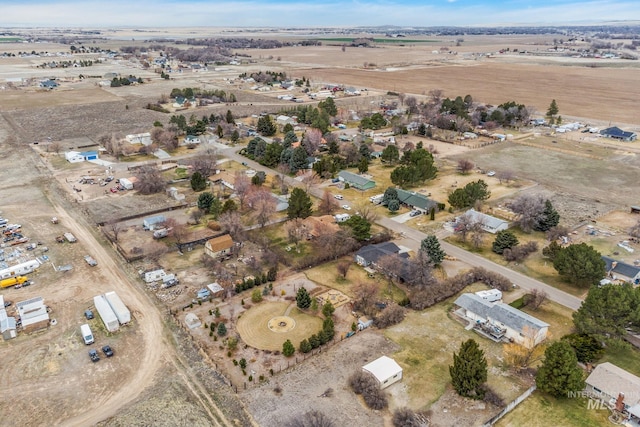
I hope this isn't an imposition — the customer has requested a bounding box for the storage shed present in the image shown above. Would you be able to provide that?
[93,295,120,332]
[0,305,17,340]
[16,296,50,333]
[362,356,403,389]
[143,215,166,230]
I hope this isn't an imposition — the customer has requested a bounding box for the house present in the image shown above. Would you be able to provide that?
[395,188,438,213]
[185,313,202,329]
[454,293,549,347]
[362,356,403,389]
[210,171,236,191]
[459,209,509,234]
[39,79,58,89]
[338,171,376,191]
[204,234,234,259]
[600,127,637,142]
[585,362,640,422]
[80,150,99,161]
[143,269,166,283]
[355,242,408,267]
[64,151,86,163]
[16,296,50,333]
[276,115,296,126]
[358,316,373,330]
[142,215,166,230]
[602,256,640,285]
[184,135,201,145]
[126,132,152,145]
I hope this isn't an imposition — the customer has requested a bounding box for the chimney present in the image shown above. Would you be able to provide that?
[615,393,625,412]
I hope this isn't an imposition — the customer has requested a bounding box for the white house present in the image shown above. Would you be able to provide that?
[126,133,152,146]
[459,209,509,234]
[65,151,85,163]
[16,296,50,332]
[362,356,403,389]
[454,293,549,348]
[144,269,167,283]
[586,362,640,422]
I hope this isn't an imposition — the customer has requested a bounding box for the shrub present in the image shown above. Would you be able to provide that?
[373,304,406,328]
[483,386,505,408]
[392,407,421,427]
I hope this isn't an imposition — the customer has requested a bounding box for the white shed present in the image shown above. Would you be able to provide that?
[362,356,403,389]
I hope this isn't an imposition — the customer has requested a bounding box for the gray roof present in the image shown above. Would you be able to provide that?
[395,188,438,211]
[586,362,640,407]
[356,242,403,264]
[455,293,549,333]
[338,171,375,189]
[603,256,640,281]
[463,209,508,230]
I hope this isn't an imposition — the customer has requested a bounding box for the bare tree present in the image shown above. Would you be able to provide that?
[353,201,378,223]
[546,225,569,242]
[339,143,360,166]
[508,194,545,233]
[336,260,352,278]
[285,410,335,427]
[317,190,339,215]
[454,214,476,242]
[146,241,168,264]
[352,282,379,316]
[248,187,276,228]
[219,211,245,241]
[470,225,485,249]
[135,165,166,194]
[503,326,547,370]
[48,141,62,154]
[457,159,474,174]
[523,288,548,310]
[406,250,436,289]
[234,172,251,209]
[190,148,218,177]
[190,208,205,224]
[105,219,124,242]
[301,173,321,194]
[397,92,406,106]
[405,96,418,116]
[165,218,189,246]
[302,129,323,156]
[376,254,403,286]
[285,218,308,248]
[496,170,515,184]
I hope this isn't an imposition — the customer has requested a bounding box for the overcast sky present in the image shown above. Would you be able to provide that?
[3,0,639,28]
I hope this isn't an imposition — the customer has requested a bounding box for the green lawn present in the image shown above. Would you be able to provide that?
[497,392,611,427]
[600,345,640,378]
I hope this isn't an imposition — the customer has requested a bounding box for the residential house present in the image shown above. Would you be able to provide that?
[39,79,58,89]
[64,150,98,163]
[126,132,152,145]
[362,356,403,389]
[338,171,376,191]
[16,296,50,333]
[459,209,509,234]
[206,282,225,298]
[142,215,166,231]
[355,242,410,268]
[276,115,296,126]
[585,362,640,423]
[454,293,549,347]
[600,127,637,142]
[395,188,438,213]
[183,135,201,145]
[204,234,234,259]
[210,171,237,191]
[602,256,640,285]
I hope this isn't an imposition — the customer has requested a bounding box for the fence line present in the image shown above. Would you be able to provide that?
[482,385,536,427]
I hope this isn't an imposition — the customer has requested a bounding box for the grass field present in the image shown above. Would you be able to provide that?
[236,301,323,351]
[385,283,531,410]
[315,38,438,44]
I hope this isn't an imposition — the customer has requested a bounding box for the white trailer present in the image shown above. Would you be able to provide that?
[144,269,166,283]
[64,232,77,243]
[0,259,41,279]
[475,289,503,303]
[104,291,131,324]
[93,295,119,332]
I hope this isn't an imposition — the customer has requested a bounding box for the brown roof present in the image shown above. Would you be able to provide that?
[304,215,340,238]
[206,234,233,252]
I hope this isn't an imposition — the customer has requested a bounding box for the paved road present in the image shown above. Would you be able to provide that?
[221,145,585,311]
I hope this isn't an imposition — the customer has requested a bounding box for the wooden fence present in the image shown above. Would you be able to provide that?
[482,385,536,426]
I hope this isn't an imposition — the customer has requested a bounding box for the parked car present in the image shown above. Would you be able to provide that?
[410,210,422,217]
[102,345,114,357]
[89,349,100,362]
[342,205,351,210]
[487,171,496,177]
[334,194,344,200]
[84,309,94,320]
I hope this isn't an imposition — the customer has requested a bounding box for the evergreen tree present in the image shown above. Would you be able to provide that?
[283,339,295,357]
[209,197,222,219]
[534,200,560,232]
[287,188,313,219]
[217,322,227,336]
[318,97,338,116]
[225,109,235,124]
[190,171,207,191]
[561,334,604,363]
[553,243,606,287]
[221,199,237,213]
[296,286,312,309]
[358,157,369,174]
[546,99,559,121]
[322,301,335,318]
[492,230,519,254]
[449,339,488,399]
[420,235,446,266]
[257,115,277,136]
[572,283,639,342]
[382,187,398,206]
[536,341,584,398]
[299,339,312,353]
[381,145,400,164]
[343,215,371,241]
[283,123,294,133]
[197,191,215,211]
[231,129,239,143]
[388,199,400,212]
[283,130,298,146]
[290,146,309,172]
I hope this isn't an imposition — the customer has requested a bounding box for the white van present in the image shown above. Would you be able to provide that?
[80,324,94,345]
